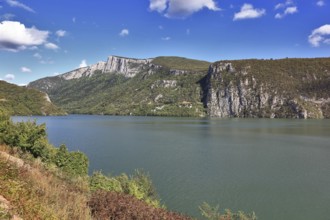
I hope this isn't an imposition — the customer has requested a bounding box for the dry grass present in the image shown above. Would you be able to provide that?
[0,145,91,220]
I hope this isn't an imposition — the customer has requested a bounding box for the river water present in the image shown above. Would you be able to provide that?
[13,115,330,219]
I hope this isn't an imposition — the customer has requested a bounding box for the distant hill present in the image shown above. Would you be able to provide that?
[0,81,65,116]
[28,56,330,118]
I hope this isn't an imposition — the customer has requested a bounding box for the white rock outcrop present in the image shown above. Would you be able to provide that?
[205,62,324,119]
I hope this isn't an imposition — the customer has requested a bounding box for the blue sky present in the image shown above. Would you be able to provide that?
[0,0,329,85]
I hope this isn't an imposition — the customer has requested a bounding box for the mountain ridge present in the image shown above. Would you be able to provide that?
[28,56,330,118]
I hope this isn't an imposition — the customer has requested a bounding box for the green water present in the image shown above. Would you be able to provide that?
[13,115,330,219]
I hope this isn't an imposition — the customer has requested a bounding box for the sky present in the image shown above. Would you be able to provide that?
[0,0,329,85]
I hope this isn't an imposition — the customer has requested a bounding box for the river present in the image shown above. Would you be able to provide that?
[13,115,330,220]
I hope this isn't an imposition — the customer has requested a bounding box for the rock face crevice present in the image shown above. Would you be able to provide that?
[204,62,327,119]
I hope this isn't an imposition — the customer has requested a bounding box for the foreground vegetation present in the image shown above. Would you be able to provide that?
[0,110,256,219]
[0,80,65,116]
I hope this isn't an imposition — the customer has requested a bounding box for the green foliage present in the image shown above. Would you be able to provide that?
[0,112,88,177]
[152,56,210,72]
[199,202,257,220]
[30,61,207,117]
[0,81,65,116]
[53,144,89,176]
[90,170,161,207]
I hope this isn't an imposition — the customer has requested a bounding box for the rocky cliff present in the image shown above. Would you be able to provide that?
[28,56,330,118]
[205,59,330,118]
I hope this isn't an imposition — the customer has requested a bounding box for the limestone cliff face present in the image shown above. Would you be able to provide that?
[103,56,155,77]
[205,62,326,119]
[60,56,155,80]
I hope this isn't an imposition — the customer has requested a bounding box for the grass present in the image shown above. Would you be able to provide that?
[152,56,210,72]
[0,145,91,220]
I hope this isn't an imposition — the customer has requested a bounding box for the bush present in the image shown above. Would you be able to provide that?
[53,144,89,176]
[90,170,161,207]
[199,202,257,220]
[0,111,88,177]
[88,191,191,220]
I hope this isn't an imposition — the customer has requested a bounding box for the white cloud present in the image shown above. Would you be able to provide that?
[186,28,190,35]
[308,24,330,47]
[161,37,171,40]
[79,59,88,68]
[275,1,297,19]
[233,4,266,21]
[1,13,15,20]
[56,30,66,37]
[44,42,59,50]
[0,21,49,52]
[149,0,220,18]
[28,46,38,50]
[317,0,325,6]
[275,0,293,9]
[72,17,76,23]
[5,74,15,81]
[158,25,164,30]
[119,29,129,37]
[21,67,31,73]
[6,0,35,13]
[150,0,168,12]
[275,6,297,19]
[33,52,42,59]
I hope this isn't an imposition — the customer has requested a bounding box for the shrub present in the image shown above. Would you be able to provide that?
[88,191,191,220]
[53,144,89,176]
[89,170,161,207]
[0,111,88,177]
[199,202,257,220]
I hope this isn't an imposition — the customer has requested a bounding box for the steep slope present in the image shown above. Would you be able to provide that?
[0,81,65,115]
[29,56,209,117]
[205,58,330,118]
[29,56,330,118]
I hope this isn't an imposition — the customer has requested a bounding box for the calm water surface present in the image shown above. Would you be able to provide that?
[13,115,330,220]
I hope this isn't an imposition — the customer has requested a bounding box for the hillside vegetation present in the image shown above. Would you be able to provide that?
[152,56,210,72]
[28,56,330,118]
[0,81,65,116]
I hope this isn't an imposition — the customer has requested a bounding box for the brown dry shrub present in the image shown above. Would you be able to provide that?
[89,190,192,220]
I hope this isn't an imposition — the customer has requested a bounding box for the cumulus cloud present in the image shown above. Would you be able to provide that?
[275,1,297,19]
[21,67,31,73]
[161,37,171,40]
[150,0,168,12]
[44,42,59,50]
[119,29,129,37]
[0,21,49,52]
[6,0,35,13]
[233,4,266,21]
[56,30,66,37]
[5,74,15,81]
[317,0,325,6]
[33,52,42,59]
[149,0,220,18]
[308,24,330,47]
[79,59,88,68]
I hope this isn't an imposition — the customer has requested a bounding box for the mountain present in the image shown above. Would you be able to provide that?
[0,80,65,116]
[205,58,330,118]
[28,56,209,117]
[28,56,330,118]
